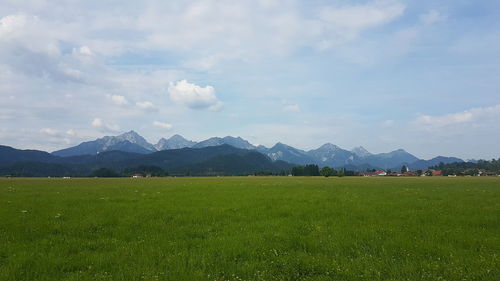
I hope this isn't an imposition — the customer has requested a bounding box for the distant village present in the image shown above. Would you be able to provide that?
[359,169,442,177]
[359,168,498,177]
[289,163,500,178]
[127,167,499,178]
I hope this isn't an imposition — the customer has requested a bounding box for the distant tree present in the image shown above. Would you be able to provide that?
[466,169,479,176]
[304,164,320,176]
[124,165,167,177]
[337,169,345,177]
[292,166,305,176]
[344,170,357,176]
[320,166,333,177]
[292,164,320,176]
[416,170,423,176]
[91,168,120,177]
[331,169,338,176]
[401,165,408,173]
[425,170,433,176]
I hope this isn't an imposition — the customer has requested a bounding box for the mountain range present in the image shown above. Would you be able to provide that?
[0,144,293,177]
[48,131,462,171]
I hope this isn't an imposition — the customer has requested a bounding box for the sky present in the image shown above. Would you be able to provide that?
[1,0,499,160]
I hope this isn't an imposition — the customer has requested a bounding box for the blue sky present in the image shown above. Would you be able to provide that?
[1,0,499,159]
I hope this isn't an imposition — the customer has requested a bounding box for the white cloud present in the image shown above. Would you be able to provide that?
[182,55,226,71]
[414,105,500,130]
[0,1,408,75]
[208,102,224,112]
[91,118,103,127]
[420,10,446,25]
[136,101,156,110]
[110,94,129,106]
[153,121,173,130]
[66,129,77,136]
[322,1,406,50]
[382,120,395,128]
[0,14,94,83]
[40,128,59,136]
[320,0,405,30]
[38,128,73,145]
[168,80,222,110]
[283,104,300,112]
[91,118,120,132]
[78,46,93,56]
[0,14,28,35]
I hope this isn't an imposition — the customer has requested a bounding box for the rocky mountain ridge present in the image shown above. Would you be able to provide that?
[50,131,464,170]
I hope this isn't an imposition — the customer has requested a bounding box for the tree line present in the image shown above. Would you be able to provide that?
[291,164,356,177]
[430,159,500,176]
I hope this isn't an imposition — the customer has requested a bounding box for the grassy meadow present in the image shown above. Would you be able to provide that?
[0,177,499,281]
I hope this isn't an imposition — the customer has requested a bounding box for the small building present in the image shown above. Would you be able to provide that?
[421,169,443,176]
[360,170,387,177]
[432,170,443,176]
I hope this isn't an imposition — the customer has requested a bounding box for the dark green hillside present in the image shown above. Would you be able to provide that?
[0,145,59,166]
[0,145,293,176]
[174,151,293,175]
[0,162,86,177]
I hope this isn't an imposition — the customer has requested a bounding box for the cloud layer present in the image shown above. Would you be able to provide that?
[414,105,500,130]
[0,0,499,159]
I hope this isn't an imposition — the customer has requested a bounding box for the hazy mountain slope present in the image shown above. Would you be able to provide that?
[307,143,359,167]
[52,131,155,156]
[351,146,372,157]
[193,136,256,150]
[358,149,420,170]
[0,162,87,177]
[0,145,59,167]
[407,156,464,170]
[3,130,470,173]
[155,134,196,150]
[173,151,294,175]
[0,144,293,176]
[265,143,315,165]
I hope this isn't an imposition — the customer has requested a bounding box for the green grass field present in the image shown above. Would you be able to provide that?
[0,177,499,281]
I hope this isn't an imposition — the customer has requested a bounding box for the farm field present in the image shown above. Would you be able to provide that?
[0,177,499,281]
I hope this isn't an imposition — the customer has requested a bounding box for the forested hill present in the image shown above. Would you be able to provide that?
[430,159,500,175]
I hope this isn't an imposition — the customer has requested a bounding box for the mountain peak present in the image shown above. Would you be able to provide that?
[116,130,145,142]
[318,143,340,150]
[272,142,289,149]
[169,134,188,141]
[351,146,372,157]
[194,136,255,150]
[267,142,312,164]
[52,130,155,156]
[155,134,195,150]
[121,130,139,136]
[116,131,151,145]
